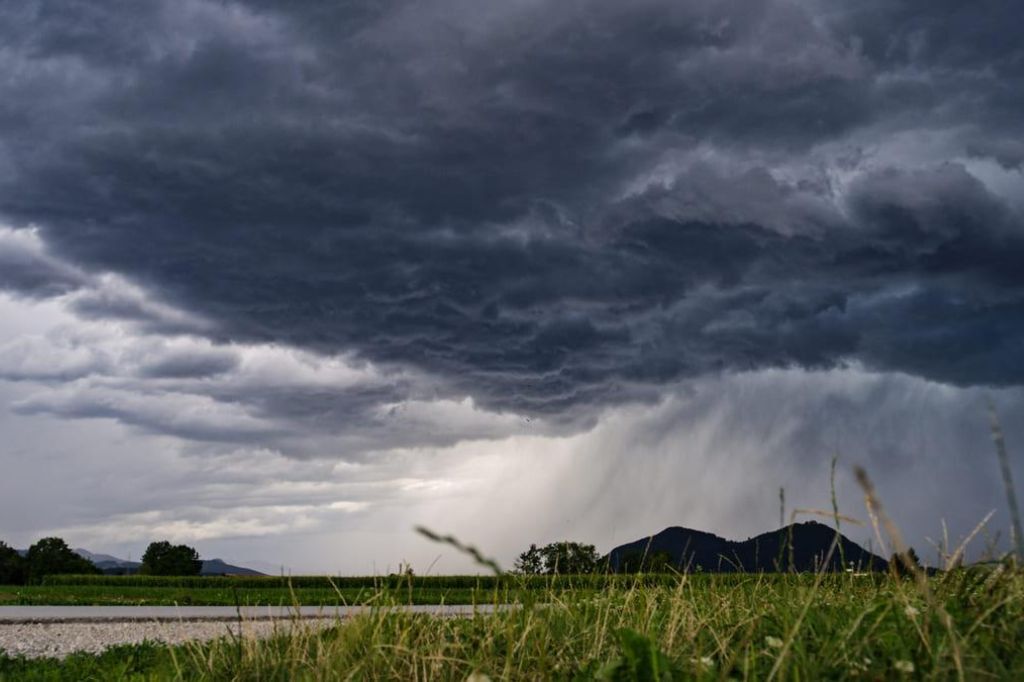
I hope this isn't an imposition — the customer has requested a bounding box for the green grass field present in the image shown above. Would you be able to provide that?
[2,568,1023,680]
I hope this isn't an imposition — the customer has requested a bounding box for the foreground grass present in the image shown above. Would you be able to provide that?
[3,569,1023,680]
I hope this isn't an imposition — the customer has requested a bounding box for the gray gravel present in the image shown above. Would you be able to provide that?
[0,605,506,659]
[0,618,338,660]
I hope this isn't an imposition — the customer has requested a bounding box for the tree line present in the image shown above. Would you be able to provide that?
[512,540,920,576]
[513,541,604,574]
[0,537,203,585]
[511,541,677,575]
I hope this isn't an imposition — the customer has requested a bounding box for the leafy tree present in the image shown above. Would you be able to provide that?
[514,544,545,575]
[540,541,601,574]
[0,541,27,585]
[516,541,602,575]
[25,537,99,583]
[140,541,202,576]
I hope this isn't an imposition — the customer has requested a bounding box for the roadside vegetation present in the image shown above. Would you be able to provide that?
[2,566,1024,680]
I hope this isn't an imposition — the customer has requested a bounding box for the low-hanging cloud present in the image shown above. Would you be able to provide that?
[0,279,546,456]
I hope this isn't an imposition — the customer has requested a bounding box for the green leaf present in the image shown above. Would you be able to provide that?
[595,628,680,682]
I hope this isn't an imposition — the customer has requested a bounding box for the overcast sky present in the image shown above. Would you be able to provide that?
[1,0,1023,573]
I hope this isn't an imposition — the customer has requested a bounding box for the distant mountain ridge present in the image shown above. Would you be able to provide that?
[606,521,888,573]
[73,548,138,574]
[69,548,265,576]
[198,558,265,576]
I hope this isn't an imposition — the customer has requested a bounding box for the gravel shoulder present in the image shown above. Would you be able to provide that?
[0,618,338,659]
[0,605,502,659]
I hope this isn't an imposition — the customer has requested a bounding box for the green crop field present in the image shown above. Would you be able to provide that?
[0,573,685,607]
[0,583,500,607]
[3,568,1023,680]
[0,573,782,607]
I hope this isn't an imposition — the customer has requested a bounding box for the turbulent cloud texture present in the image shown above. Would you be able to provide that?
[1,1,1022,568]
[2,0,1022,416]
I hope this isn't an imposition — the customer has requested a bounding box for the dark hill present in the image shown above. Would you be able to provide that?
[66,548,265,576]
[606,527,732,572]
[199,558,264,576]
[607,521,888,573]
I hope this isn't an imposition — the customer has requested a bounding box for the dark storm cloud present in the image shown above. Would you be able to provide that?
[11,388,285,445]
[1,0,1022,415]
[0,230,88,299]
[67,283,212,336]
[138,348,239,379]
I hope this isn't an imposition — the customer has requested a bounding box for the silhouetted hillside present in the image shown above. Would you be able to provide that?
[606,527,732,572]
[199,558,264,576]
[607,521,888,573]
[68,548,265,576]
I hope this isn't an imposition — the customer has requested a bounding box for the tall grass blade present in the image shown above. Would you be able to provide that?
[779,486,785,529]
[987,400,1024,563]
[415,526,504,576]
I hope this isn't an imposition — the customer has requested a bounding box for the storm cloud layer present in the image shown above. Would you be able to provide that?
[1,0,1022,418]
[1,1,1023,569]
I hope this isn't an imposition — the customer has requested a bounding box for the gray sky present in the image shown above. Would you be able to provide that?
[1,0,1023,572]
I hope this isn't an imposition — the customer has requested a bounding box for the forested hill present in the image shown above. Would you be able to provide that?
[606,521,888,573]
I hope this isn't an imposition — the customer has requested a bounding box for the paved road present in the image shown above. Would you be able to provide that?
[0,604,500,623]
